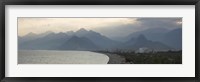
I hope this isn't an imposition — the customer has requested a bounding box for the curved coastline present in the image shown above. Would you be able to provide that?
[18,50,110,64]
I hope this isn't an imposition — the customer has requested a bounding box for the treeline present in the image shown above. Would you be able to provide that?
[94,50,182,64]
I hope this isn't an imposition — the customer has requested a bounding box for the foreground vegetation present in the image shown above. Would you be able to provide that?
[94,50,182,64]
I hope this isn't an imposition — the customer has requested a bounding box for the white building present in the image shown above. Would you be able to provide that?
[136,47,153,53]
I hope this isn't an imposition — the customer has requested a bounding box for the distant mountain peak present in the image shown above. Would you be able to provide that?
[66,31,75,36]
[27,32,35,35]
[25,32,37,37]
[66,31,74,33]
[40,31,54,36]
[88,30,101,35]
[89,30,94,32]
[57,32,66,35]
[59,35,99,50]
[77,28,88,32]
[75,28,89,36]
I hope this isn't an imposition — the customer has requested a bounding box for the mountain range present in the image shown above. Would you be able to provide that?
[18,28,182,51]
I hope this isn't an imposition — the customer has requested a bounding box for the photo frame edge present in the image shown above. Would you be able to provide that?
[0,0,200,82]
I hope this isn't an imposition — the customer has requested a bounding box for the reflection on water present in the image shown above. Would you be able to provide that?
[18,50,109,64]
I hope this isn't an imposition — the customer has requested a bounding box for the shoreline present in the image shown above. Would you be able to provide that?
[102,53,127,64]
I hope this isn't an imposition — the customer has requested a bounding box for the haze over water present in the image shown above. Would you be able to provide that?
[18,50,109,64]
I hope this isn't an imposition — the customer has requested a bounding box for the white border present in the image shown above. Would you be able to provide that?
[5,5,195,77]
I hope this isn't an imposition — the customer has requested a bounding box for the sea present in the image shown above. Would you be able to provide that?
[18,50,109,64]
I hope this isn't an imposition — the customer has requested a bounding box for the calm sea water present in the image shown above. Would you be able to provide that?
[18,50,109,64]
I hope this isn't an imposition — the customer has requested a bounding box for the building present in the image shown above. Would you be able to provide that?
[136,47,154,53]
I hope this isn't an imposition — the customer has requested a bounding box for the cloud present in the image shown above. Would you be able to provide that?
[18,18,138,36]
[92,18,182,38]
[136,18,182,29]
[18,18,182,37]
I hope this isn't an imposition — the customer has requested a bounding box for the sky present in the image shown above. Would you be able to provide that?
[18,18,182,38]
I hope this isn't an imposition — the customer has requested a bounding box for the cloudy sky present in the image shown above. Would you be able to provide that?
[18,17,182,38]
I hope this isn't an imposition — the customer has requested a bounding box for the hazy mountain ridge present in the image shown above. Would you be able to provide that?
[123,28,182,49]
[124,35,172,50]
[125,28,169,42]
[18,28,181,51]
[58,36,100,50]
[161,28,182,49]
[19,32,70,50]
